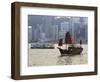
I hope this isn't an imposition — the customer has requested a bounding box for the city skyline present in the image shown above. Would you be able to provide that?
[28,15,88,44]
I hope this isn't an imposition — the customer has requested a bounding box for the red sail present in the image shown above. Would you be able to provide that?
[65,32,72,44]
[71,36,75,44]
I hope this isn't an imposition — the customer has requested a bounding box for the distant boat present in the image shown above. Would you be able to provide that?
[58,32,83,56]
[30,42,54,49]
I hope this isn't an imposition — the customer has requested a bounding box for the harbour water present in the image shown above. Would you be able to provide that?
[28,44,88,66]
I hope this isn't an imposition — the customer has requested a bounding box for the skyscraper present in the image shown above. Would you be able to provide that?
[60,21,70,39]
[28,26,32,43]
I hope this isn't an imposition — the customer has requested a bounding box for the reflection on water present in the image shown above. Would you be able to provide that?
[57,56,72,65]
[56,53,87,65]
[28,45,87,66]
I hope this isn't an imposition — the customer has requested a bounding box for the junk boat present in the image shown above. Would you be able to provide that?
[58,46,83,56]
[57,32,83,56]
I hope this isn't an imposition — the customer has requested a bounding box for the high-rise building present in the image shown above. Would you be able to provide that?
[28,26,32,43]
[43,16,54,41]
[52,25,59,42]
[59,22,70,39]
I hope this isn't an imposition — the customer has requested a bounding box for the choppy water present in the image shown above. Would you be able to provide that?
[28,45,87,66]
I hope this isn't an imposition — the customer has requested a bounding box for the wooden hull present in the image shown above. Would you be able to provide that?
[58,47,83,56]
